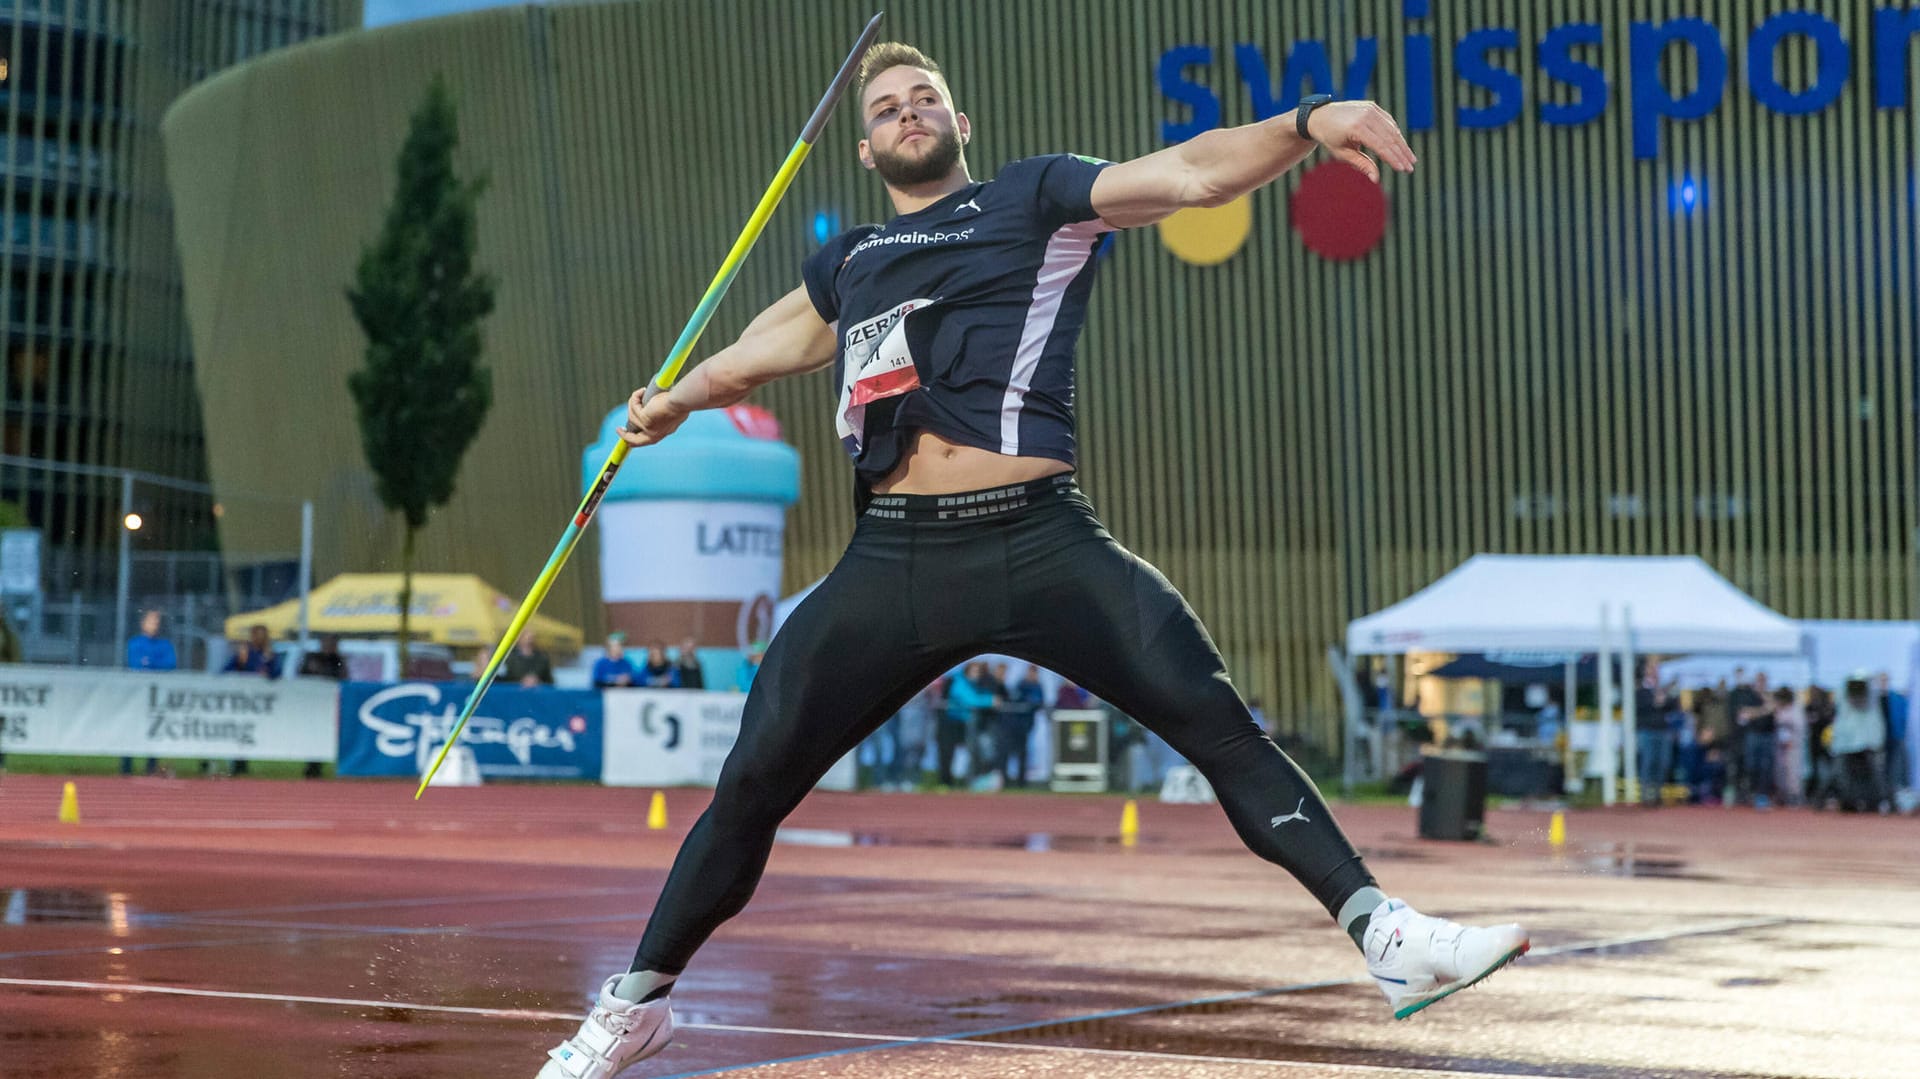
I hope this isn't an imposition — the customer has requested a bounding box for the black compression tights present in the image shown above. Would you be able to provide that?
[632,482,1375,974]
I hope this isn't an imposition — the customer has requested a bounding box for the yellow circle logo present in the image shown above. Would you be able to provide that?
[1156,195,1252,265]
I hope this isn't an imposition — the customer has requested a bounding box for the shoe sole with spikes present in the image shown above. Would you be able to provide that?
[1392,939,1530,1019]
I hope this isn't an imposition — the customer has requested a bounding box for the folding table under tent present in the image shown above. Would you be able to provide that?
[1340,555,1805,804]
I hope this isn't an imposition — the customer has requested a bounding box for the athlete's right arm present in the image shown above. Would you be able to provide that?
[622,285,837,447]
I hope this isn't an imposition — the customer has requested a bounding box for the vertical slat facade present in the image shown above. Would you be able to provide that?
[165,0,1915,750]
[1,0,356,592]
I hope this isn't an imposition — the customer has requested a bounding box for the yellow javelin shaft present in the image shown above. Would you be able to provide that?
[416,13,884,797]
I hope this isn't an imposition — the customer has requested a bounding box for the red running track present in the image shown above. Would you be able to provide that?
[0,774,1915,1078]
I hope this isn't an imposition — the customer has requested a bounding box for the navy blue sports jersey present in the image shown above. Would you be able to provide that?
[801,154,1114,482]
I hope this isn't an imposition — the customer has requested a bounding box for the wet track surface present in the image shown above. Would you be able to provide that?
[0,776,1914,1078]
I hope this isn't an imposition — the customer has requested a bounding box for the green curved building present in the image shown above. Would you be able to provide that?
[164,0,1917,746]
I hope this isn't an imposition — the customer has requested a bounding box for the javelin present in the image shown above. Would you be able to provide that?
[417,12,885,797]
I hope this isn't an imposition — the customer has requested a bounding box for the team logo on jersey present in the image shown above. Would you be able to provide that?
[954,197,982,215]
[847,227,975,260]
[836,297,933,454]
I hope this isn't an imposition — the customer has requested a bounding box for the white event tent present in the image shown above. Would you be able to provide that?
[1658,620,1920,693]
[1343,555,1805,804]
[1346,555,1803,657]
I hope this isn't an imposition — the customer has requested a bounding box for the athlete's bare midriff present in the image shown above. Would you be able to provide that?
[871,429,1073,495]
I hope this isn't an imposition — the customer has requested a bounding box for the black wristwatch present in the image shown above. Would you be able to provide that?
[1296,94,1334,142]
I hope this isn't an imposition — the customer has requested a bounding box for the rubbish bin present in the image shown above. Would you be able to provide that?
[1418,750,1487,841]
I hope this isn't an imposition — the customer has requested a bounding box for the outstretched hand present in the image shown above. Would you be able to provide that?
[621,385,689,448]
[1304,101,1416,182]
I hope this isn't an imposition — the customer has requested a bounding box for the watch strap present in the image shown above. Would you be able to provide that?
[1296,94,1334,141]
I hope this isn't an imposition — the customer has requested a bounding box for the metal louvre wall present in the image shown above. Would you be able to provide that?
[0,0,356,592]
[4,0,111,573]
[166,0,1913,748]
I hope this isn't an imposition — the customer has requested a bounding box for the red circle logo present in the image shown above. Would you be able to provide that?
[1290,161,1389,261]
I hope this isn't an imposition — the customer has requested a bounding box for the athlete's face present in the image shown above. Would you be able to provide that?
[859,65,969,187]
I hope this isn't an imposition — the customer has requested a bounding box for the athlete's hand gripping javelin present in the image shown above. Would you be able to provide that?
[621,285,836,449]
[623,388,688,448]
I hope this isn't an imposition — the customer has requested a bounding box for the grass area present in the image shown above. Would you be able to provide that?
[0,760,1562,811]
[0,755,328,779]
[0,762,1428,801]
[1327,779,1401,805]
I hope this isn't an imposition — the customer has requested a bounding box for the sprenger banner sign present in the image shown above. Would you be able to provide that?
[336,682,604,781]
[0,664,339,760]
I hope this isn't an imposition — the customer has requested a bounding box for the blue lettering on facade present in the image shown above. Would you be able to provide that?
[1747,11,1850,115]
[1455,27,1523,129]
[1874,8,1920,107]
[1628,18,1727,160]
[1155,5,1919,159]
[1158,44,1219,143]
[1233,39,1379,121]
[1537,23,1608,126]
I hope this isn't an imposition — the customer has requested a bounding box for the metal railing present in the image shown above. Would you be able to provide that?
[0,454,313,667]
[12,584,294,670]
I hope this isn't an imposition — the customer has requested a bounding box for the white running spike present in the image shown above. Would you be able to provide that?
[536,976,674,1078]
[1364,898,1529,1019]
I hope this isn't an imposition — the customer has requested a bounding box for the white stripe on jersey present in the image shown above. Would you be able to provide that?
[1000,220,1106,455]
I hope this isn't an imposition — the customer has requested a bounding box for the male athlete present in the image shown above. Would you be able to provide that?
[536,43,1528,1079]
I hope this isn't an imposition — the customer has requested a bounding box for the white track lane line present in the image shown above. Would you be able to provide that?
[884,1040,1595,1078]
[0,915,1793,1078]
[1524,916,1787,959]
[183,885,643,918]
[0,977,1584,1078]
[0,978,585,1021]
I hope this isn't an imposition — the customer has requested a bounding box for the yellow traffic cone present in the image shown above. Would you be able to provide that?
[647,791,669,831]
[1548,809,1566,849]
[1119,799,1139,847]
[58,781,80,825]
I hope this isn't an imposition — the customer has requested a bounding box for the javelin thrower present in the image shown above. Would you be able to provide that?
[537,39,1527,1079]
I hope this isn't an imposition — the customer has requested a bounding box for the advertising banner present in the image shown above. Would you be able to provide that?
[0,664,338,761]
[336,682,603,781]
[601,688,854,790]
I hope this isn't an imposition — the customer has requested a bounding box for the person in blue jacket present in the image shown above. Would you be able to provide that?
[124,609,176,775]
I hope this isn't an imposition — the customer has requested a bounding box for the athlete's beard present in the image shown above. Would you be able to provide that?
[871,125,964,187]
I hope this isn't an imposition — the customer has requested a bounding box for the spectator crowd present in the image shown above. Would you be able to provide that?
[59,610,1919,812]
[1630,661,1908,813]
[858,660,1070,792]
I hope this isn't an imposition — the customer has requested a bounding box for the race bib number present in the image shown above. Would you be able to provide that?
[836,297,931,453]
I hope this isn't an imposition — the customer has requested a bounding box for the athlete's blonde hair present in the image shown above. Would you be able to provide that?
[856,42,952,105]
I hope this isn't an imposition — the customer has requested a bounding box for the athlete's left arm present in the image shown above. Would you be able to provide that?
[1089,101,1415,230]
